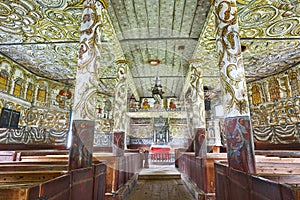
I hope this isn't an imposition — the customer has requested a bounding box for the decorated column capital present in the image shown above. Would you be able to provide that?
[115,60,140,101]
[87,0,108,8]
[115,59,130,65]
[188,59,203,67]
[115,60,129,80]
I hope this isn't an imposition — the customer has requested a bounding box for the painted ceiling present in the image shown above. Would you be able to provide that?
[0,0,299,99]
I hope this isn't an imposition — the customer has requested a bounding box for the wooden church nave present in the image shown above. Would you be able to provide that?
[0,0,300,199]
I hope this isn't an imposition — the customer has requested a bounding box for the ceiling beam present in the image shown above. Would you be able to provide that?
[132,75,186,78]
[120,37,198,42]
[0,41,78,46]
[208,37,300,41]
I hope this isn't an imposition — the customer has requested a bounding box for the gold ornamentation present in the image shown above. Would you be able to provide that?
[214,0,250,116]
[99,0,108,9]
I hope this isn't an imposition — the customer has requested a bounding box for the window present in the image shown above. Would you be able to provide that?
[13,79,23,97]
[251,85,262,105]
[37,88,47,102]
[268,78,280,101]
[0,71,9,92]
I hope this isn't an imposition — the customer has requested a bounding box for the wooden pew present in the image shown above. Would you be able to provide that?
[214,157,300,200]
[0,162,106,200]
[0,148,106,200]
[0,182,40,200]
[93,152,142,195]
[39,174,71,200]
[92,161,106,200]
[0,151,19,161]
[178,152,227,199]
[0,171,68,200]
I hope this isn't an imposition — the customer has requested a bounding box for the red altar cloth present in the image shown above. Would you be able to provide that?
[150,145,171,161]
[150,145,170,152]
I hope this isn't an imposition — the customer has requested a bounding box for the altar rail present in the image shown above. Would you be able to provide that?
[150,152,175,164]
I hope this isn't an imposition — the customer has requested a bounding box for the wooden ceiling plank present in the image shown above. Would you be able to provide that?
[157,41,167,71]
[146,0,159,38]
[128,43,141,78]
[189,1,211,38]
[180,0,198,37]
[172,0,185,37]
[107,0,128,40]
[139,41,148,65]
[129,41,148,97]
[123,0,140,39]
[159,0,175,38]
[139,41,153,79]
[130,45,145,97]
[132,0,149,38]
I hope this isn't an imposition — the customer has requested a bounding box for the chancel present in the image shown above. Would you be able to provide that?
[0,0,300,200]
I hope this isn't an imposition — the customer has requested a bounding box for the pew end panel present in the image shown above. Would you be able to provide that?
[0,183,40,200]
[70,167,94,200]
[214,160,300,200]
[39,174,70,200]
[92,161,107,200]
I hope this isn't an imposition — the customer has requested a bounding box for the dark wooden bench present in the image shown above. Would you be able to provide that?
[93,152,142,195]
[0,146,105,200]
[215,157,300,200]
[0,151,20,161]
[0,161,106,200]
[178,152,227,199]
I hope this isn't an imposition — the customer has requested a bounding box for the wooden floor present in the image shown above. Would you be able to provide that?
[124,165,195,200]
[125,179,195,200]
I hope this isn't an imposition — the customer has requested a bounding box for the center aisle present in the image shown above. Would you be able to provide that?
[124,165,195,200]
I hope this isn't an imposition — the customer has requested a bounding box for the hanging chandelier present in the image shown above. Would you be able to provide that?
[152,75,163,104]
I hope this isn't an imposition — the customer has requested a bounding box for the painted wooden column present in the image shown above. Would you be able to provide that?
[73,0,107,120]
[213,0,256,173]
[69,0,108,168]
[189,59,207,157]
[112,60,129,156]
[9,76,15,95]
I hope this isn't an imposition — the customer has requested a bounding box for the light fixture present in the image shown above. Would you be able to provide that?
[152,74,164,104]
[146,59,161,66]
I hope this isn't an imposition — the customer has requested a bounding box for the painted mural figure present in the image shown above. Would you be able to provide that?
[169,101,176,109]
[141,98,150,109]
[225,117,255,173]
[269,78,280,101]
[103,99,112,118]
[251,85,262,105]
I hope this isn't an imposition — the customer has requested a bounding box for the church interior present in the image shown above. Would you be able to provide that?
[0,0,300,199]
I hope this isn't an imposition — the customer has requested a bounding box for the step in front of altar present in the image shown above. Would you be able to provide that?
[138,166,181,180]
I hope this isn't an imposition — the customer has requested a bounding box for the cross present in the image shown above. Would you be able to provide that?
[96,107,102,114]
